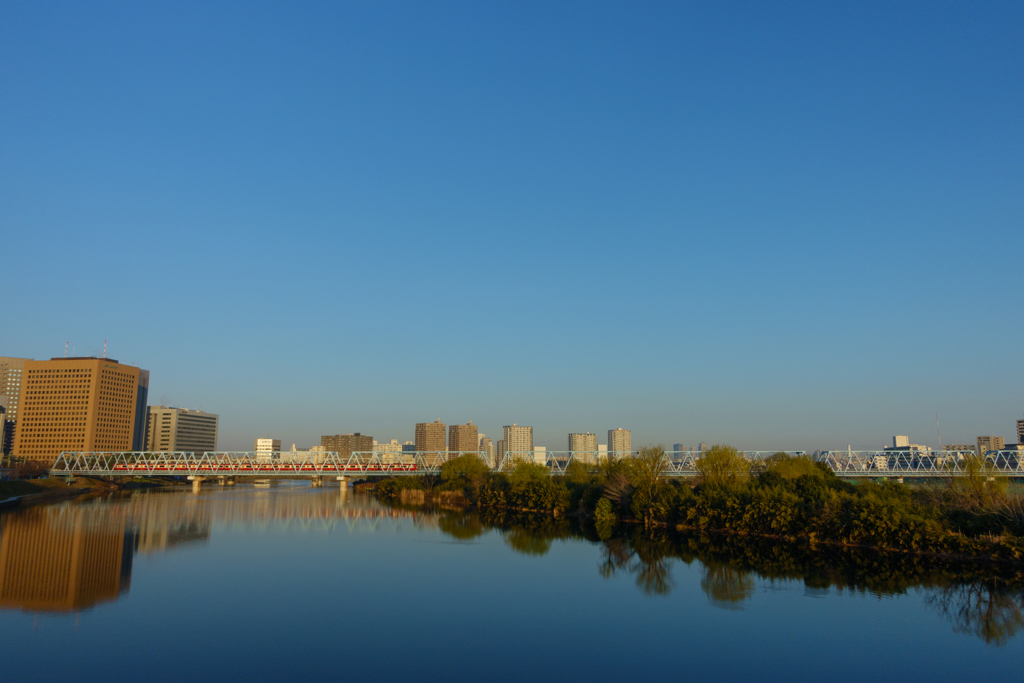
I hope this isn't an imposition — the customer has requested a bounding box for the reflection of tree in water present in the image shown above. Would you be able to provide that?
[926,583,1024,647]
[438,513,485,541]
[504,528,552,556]
[700,561,755,610]
[597,533,675,596]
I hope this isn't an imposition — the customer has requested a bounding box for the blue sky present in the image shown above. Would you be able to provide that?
[2,1,1022,451]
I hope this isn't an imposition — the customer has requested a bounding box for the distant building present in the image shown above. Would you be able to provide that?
[977,436,1005,455]
[884,435,930,453]
[448,421,479,454]
[503,424,533,463]
[598,444,608,461]
[416,419,447,465]
[480,437,494,466]
[944,444,975,455]
[495,439,506,467]
[373,439,403,463]
[533,446,547,465]
[672,443,685,453]
[1017,417,1024,445]
[13,357,150,462]
[608,428,631,456]
[699,442,708,453]
[0,357,28,455]
[568,432,598,462]
[145,406,218,453]
[255,438,281,462]
[321,433,373,458]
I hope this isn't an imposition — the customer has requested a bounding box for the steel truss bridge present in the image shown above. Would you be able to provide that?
[49,448,1024,479]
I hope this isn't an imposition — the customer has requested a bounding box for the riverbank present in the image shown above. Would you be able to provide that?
[374,449,1024,565]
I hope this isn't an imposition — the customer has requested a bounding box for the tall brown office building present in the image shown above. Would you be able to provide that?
[321,433,373,458]
[0,506,134,611]
[1018,417,1024,445]
[448,421,479,454]
[12,357,150,462]
[416,419,447,465]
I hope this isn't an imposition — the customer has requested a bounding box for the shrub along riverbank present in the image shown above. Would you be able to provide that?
[375,447,1024,563]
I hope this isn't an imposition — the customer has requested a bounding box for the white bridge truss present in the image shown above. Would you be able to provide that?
[49,448,1024,479]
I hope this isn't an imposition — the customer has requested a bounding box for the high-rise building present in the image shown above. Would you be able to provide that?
[608,428,631,456]
[568,432,598,462]
[503,424,533,463]
[977,436,1005,455]
[13,357,150,462]
[1017,416,1024,445]
[255,438,281,462]
[495,439,505,467]
[598,444,608,461]
[145,406,218,453]
[321,433,373,458]
[533,446,547,465]
[480,436,494,466]
[448,421,479,455]
[0,357,28,455]
[416,419,447,465]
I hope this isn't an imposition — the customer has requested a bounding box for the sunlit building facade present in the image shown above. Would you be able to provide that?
[12,357,150,462]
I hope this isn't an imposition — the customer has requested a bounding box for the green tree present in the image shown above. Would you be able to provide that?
[695,444,750,489]
[763,453,824,480]
[441,453,491,492]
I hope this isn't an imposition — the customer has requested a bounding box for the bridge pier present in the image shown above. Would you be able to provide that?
[187,476,205,493]
[311,476,323,488]
[337,476,348,489]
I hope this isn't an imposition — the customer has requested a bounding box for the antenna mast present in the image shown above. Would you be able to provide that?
[936,412,943,451]
[103,340,107,358]
[65,341,68,358]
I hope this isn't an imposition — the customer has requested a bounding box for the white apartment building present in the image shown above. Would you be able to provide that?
[533,446,547,465]
[374,439,403,463]
[255,437,281,462]
[146,406,219,453]
[608,428,631,456]
[503,424,533,464]
[568,432,598,462]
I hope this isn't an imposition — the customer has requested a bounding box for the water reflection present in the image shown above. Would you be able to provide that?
[0,506,134,612]
[926,583,1024,646]
[2,487,1024,646]
[699,562,755,609]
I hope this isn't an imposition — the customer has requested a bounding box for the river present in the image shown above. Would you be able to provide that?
[1,482,1021,682]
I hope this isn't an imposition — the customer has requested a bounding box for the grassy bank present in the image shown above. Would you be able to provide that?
[375,448,1024,563]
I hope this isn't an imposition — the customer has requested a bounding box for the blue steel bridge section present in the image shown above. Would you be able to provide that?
[49,449,1024,479]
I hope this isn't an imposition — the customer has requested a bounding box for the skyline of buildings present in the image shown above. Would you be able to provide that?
[1,354,1022,461]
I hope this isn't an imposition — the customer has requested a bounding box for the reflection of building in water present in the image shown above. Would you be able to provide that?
[0,507,134,612]
[119,492,212,554]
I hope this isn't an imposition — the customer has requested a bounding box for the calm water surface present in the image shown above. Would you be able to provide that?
[1,483,1022,682]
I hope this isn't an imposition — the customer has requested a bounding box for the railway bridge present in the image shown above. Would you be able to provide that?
[48,448,1024,489]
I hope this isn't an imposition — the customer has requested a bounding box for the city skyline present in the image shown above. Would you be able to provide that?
[2,4,1021,452]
